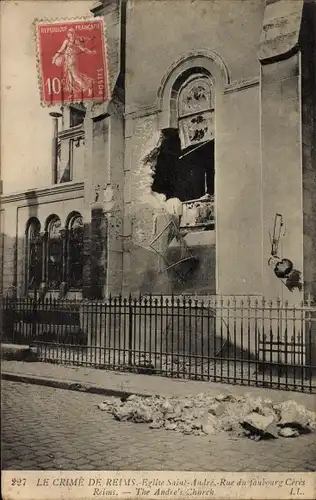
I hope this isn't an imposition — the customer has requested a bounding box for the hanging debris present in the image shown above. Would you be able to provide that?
[97,393,316,441]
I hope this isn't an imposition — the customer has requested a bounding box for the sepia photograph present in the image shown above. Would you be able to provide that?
[0,0,315,497]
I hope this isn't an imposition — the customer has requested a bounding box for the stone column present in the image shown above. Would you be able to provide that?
[90,206,108,300]
[300,1,316,302]
[59,228,68,298]
[83,103,124,299]
[82,0,125,299]
[82,220,92,300]
[259,0,305,303]
[39,231,48,298]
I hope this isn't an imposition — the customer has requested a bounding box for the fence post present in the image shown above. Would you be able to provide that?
[305,294,315,384]
[31,288,38,340]
[128,297,133,366]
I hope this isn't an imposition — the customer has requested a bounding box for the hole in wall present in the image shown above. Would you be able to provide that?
[148,128,215,203]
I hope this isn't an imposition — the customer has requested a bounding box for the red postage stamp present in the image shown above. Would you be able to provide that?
[35,18,109,105]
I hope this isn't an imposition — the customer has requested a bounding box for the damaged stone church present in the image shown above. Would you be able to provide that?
[1,0,316,304]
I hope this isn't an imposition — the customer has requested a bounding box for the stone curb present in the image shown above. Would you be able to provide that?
[1,372,151,399]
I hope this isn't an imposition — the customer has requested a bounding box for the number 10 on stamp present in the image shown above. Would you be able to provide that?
[35,18,110,105]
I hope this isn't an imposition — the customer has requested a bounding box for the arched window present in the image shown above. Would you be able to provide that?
[176,71,215,202]
[46,216,62,290]
[26,218,42,290]
[152,68,215,203]
[177,72,214,149]
[67,214,84,288]
[69,103,86,128]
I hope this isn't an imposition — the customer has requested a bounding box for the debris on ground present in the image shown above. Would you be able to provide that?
[96,393,316,441]
[274,400,316,431]
[278,427,300,438]
[241,412,278,439]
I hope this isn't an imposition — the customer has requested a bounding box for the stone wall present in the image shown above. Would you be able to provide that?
[123,115,162,293]
[125,0,264,113]
[259,0,306,303]
[260,54,304,303]
[83,100,125,298]
[121,0,313,301]
[122,0,265,295]
[301,1,316,301]
[216,83,262,295]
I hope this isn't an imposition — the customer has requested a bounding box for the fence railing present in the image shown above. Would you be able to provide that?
[1,294,315,393]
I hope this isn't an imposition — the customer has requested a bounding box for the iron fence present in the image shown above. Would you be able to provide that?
[1,293,315,392]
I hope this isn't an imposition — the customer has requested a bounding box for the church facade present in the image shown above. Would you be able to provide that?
[1,0,315,304]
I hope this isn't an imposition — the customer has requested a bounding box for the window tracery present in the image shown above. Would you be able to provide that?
[177,74,214,149]
[26,218,42,290]
[25,213,84,293]
[67,215,84,289]
[46,217,63,290]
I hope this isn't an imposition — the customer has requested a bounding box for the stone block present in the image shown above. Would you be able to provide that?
[261,55,299,84]
[281,75,299,101]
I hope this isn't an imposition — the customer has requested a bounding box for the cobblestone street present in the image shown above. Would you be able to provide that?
[1,381,315,472]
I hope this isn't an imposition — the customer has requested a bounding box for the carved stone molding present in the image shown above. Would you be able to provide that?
[158,50,231,109]
[258,0,304,63]
[58,124,85,142]
[1,182,84,205]
[178,77,213,117]
[224,77,260,94]
[179,112,214,149]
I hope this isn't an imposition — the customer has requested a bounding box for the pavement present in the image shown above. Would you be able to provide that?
[2,380,316,472]
[1,360,316,410]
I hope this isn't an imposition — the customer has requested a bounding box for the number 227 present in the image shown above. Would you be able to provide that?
[11,478,27,486]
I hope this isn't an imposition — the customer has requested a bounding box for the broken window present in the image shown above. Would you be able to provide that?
[151,129,214,202]
[150,70,215,228]
[69,103,86,128]
[58,104,85,184]
[150,128,181,200]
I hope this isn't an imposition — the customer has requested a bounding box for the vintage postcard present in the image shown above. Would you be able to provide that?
[1,0,315,499]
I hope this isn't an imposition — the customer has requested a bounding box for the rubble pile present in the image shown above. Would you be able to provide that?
[97,393,316,441]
